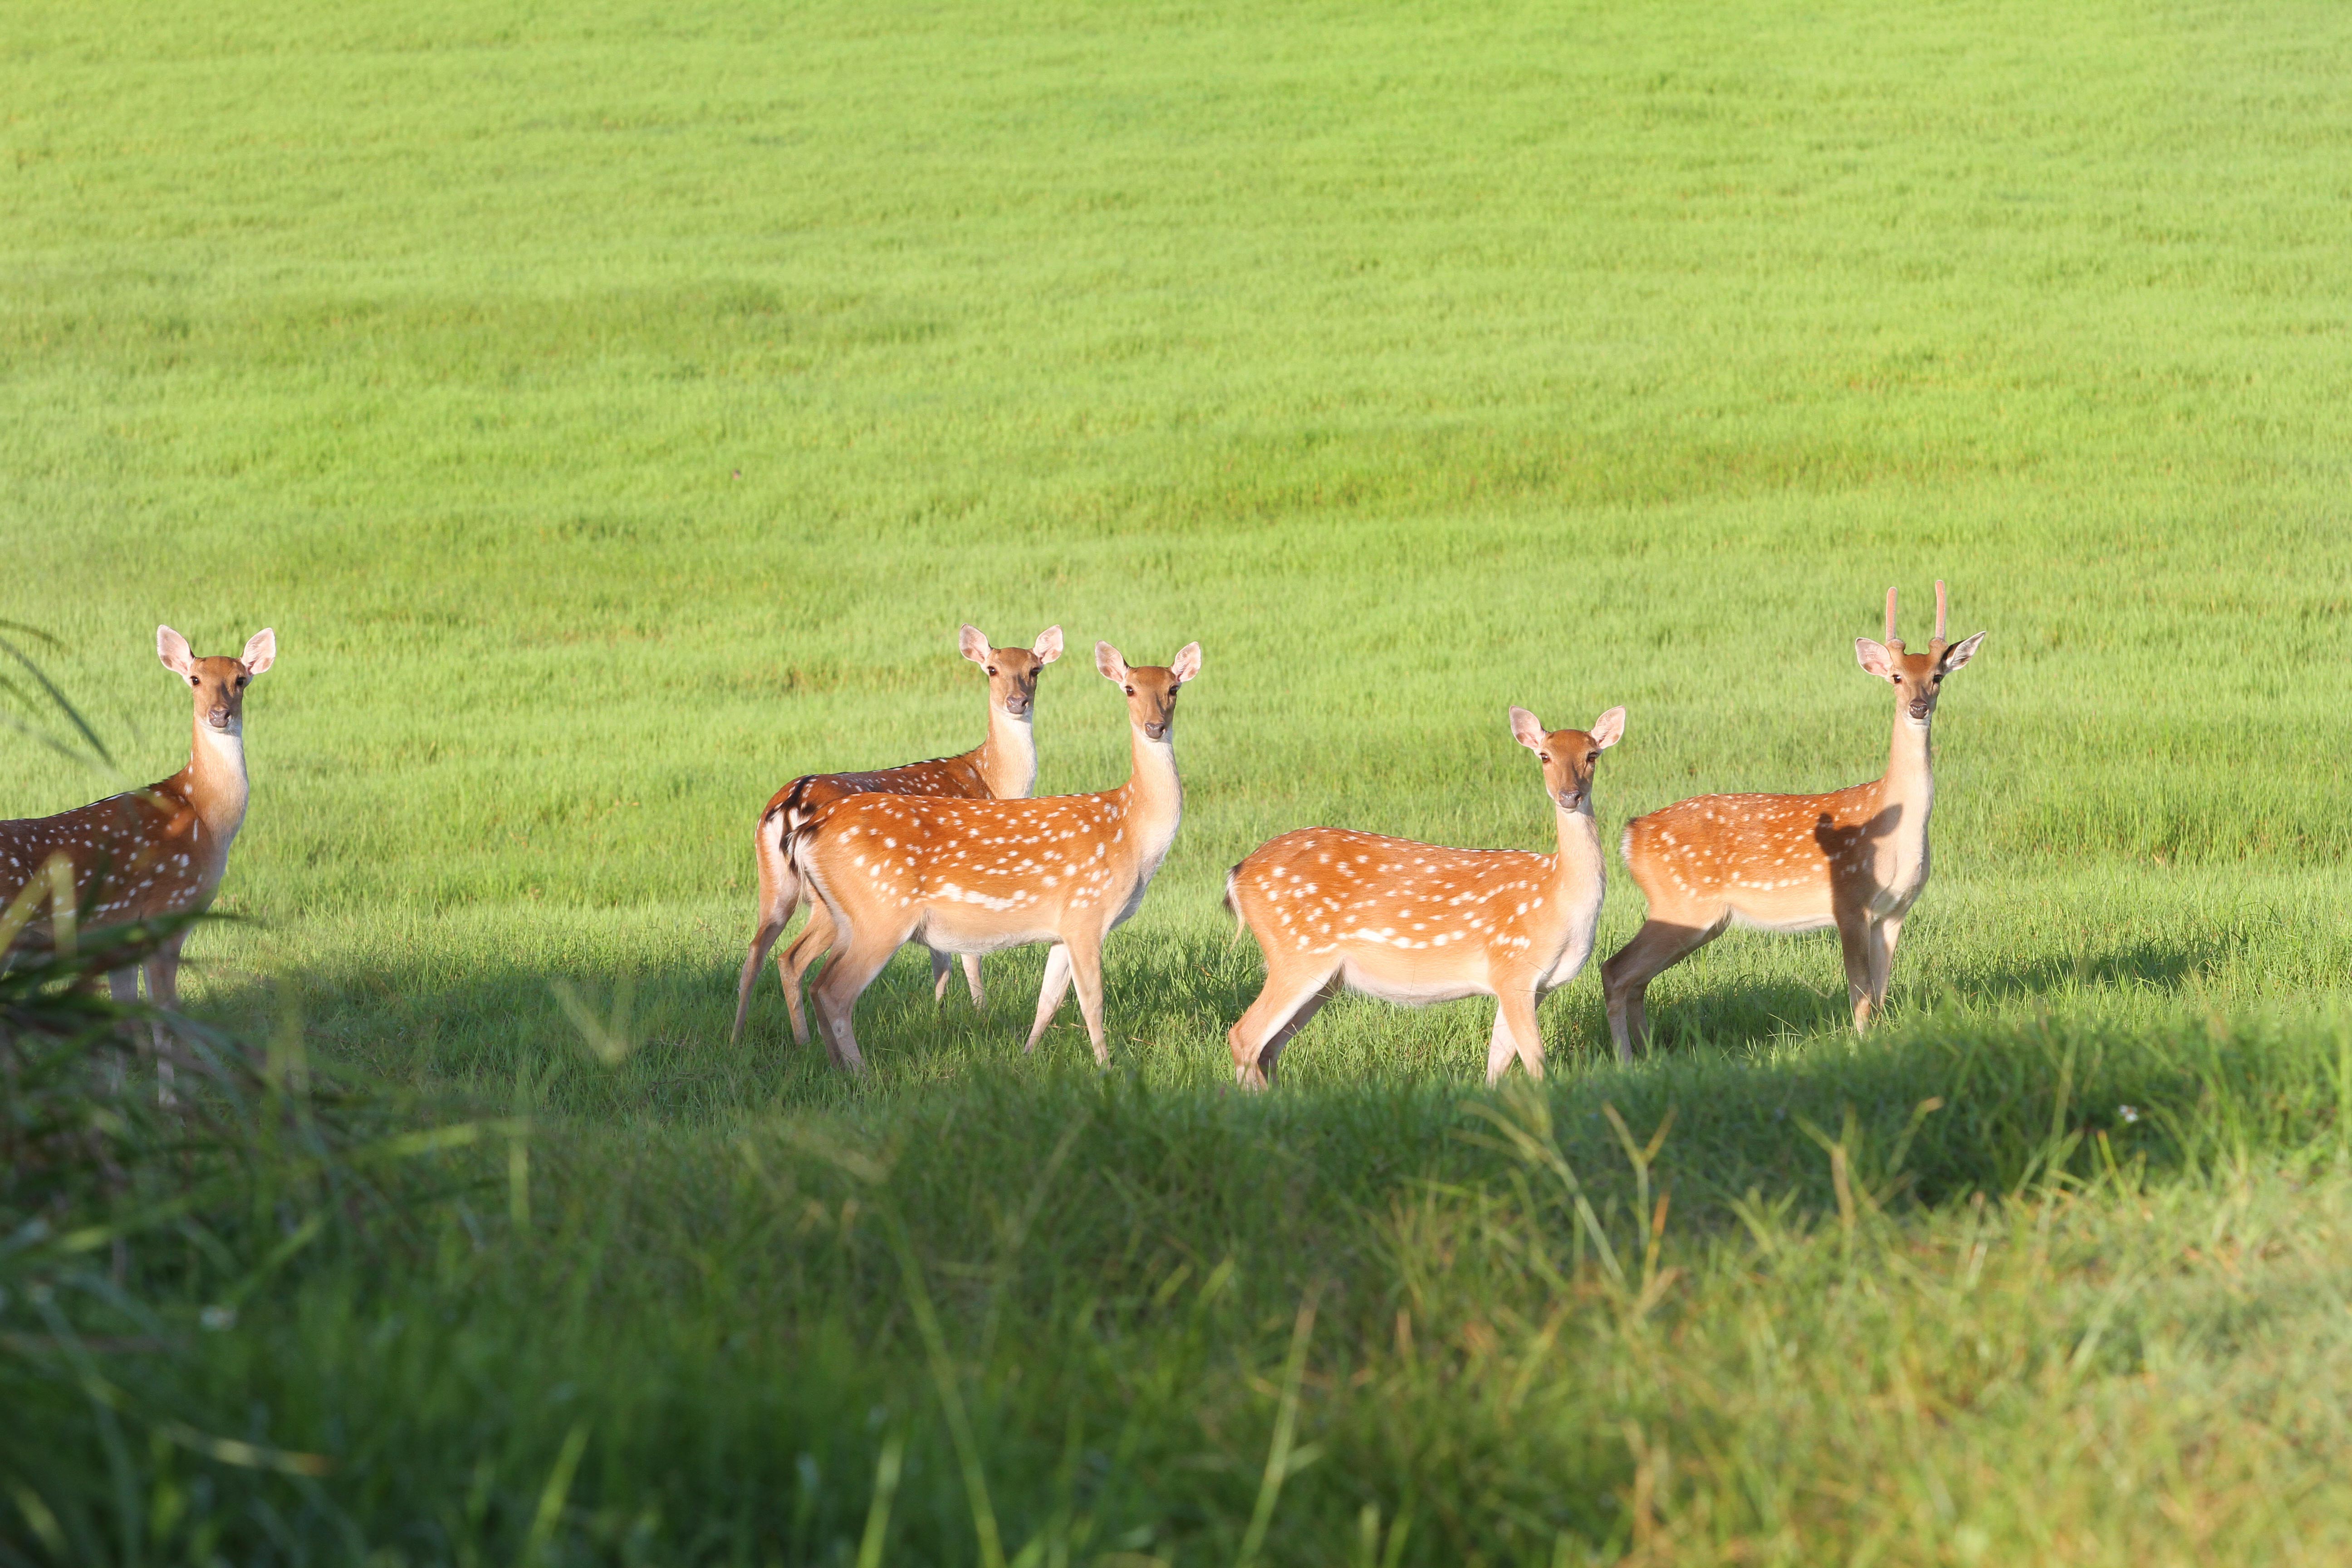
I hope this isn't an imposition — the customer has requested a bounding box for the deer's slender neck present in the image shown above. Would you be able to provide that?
[977,706,1038,799]
[1882,708,1935,820]
[1120,726,1184,855]
[184,715,252,848]
[1548,802,1605,883]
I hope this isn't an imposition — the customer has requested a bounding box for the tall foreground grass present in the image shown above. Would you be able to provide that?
[5,0,2352,1559]
[13,1003,2352,1562]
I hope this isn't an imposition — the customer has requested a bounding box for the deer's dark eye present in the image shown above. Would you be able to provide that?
[188,675,200,686]
[987,666,998,676]
[1538,752,1550,763]
[1124,685,1135,696]
[1587,753,1599,765]
[235,676,248,688]
[1891,674,1903,684]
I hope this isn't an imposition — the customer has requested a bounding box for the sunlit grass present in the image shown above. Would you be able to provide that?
[5,0,2352,1559]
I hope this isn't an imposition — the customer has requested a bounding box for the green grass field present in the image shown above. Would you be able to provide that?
[5,0,2352,1561]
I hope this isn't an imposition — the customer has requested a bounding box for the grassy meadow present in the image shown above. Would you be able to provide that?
[4,0,2352,1561]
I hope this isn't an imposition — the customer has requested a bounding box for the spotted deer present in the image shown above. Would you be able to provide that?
[0,627,277,1049]
[1224,705,1623,1088]
[1601,583,1986,1054]
[792,641,1200,1072]
[731,624,1063,1047]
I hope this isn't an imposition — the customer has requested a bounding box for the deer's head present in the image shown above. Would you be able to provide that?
[159,626,275,733]
[1096,641,1201,743]
[961,624,1063,720]
[1855,582,1985,724]
[1510,705,1624,814]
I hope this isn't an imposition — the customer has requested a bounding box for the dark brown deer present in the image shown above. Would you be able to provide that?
[730,625,1062,1046]
[1,627,277,1074]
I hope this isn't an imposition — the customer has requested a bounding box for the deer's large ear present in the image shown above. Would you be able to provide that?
[1509,706,1545,750]
[1854,638,1896,681]
[157,626,195,676]
[240,628,276,676]
[1589,706,1626,750]
[1033,626,1063,664]
[959,625,991,665]
[1095,642,1129,682]
[1169,642,1202,683]
[1938,631,1987,673]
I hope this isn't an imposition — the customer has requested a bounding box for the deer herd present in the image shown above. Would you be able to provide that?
[2,586,1987,1088]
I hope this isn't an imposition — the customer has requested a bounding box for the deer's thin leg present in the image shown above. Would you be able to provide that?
[961,954,985,1009]
[733,907,790,1045]
[930,949,954,1003]
[1024,944,1073,1053]
[1065,936,1110,1067]
[809,928,895,1075]
[1871,912,1906,1014]
[735,816,801,1045]
[107,965,143,1085]
[778,898,837,1049]
[1490,987,1546,1085]
[1255,975,1341,1087]
[1601,916,1724,1063]
[1230,965,1340,1089]
[1837,913,1875,1034]
[142,929,186,1106]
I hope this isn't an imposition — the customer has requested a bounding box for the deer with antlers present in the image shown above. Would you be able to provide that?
[790,641,1200,1072]
[731,624,1063,1047]
[0,627,277,1058]
[1224,705,1624,1088]
[1600,583,1986,1056]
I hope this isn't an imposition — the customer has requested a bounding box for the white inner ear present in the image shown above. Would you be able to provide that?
[1095,643,1126,681]
[1033,627,1063,663]
[1170,642,1202,683]
[1590,706,1626,749]
[157,626,194,675]
[1508,707,1545,749]
[1854,638,1895,680]
[960,626,990,664]
[1940,631,1987,671]
[241,628,276,675]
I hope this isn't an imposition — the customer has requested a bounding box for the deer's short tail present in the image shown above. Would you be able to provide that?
[753,803,801,926]
[1222,864,1246,941]
[755,777,823,925]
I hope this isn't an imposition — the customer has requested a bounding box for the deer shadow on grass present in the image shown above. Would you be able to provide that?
[1583,920,2232,1064]
[196,925,1275,1116]
[185,923,2318,1246]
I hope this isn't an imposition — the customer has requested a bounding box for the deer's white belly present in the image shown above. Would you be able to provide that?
[1340,955,1488,1007]
[1729,907,1838,935]
[914,908,1059,955]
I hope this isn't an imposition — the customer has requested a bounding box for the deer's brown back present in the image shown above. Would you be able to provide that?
[803,788,1132,915]
[1235,828,1556,957]
[1,780,211,936]
[763,752,993,823]
[1624,782,1884,896]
